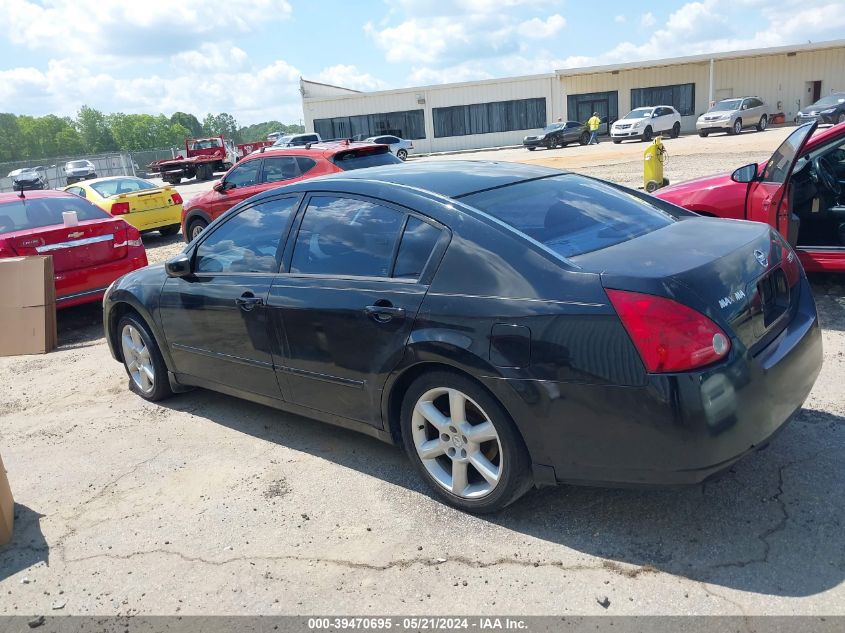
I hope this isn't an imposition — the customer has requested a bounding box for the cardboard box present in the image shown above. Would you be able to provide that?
[0,453,13,545]
[0,256,57,356]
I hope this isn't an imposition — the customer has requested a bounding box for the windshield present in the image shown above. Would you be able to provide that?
[273,135,294,146]
[190,139,222,150]
[66,161,89,168]
[90,177,156,198]
[542,123,565,132]
[330,146,402,171]
[461,175,674,258]
[813,94,845,107]
[624,109,653,119]
[0,196,110,235]
[761,122,816,184]
[710,99,742,112]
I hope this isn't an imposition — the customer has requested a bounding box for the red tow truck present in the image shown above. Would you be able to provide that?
[235,140,274,159]
[148,136,239,185]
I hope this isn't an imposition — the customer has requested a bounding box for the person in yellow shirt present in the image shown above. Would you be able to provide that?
[587,112,602,145]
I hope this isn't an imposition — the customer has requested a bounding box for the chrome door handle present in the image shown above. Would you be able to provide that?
[364,304,405,323]
[235,293,264,311]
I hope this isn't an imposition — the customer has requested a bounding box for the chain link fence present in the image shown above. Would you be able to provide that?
[0,149,179,193]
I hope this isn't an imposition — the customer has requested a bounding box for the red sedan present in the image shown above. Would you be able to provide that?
[656,121,845,272]
[181,141,401,241]
[0,190,148,308]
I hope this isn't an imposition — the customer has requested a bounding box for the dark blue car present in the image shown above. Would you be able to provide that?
[103,161,823,513]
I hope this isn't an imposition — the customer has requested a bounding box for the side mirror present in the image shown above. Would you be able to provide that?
[165,253,192,278]
[731,163,758,184]
[212,180,227,193]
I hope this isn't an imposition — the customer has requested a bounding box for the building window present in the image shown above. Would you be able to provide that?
[631,84,695,116]
[313,110,425,141]
[432,98,546,138]
[566,91,619,125]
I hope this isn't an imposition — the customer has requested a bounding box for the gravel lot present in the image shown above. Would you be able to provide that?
[1,127,843,616]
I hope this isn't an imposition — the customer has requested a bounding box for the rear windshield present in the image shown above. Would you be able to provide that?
[0,196,111,235]
[331,147,402,171]
[90,177,156,198]
[460,175,675,258]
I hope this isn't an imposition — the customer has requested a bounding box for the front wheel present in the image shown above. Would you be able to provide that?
[730,119,742,135]
[164,176,181,185]
[187,217,208,242]
[642,127,653,142]
[527,146,536,151]
[401,371,532,513]
[699,130,709,137]
[756,115,768,132]
[612,138,622,144]
[670,122,681,138]
[837,113,844,125]
[396,149,408,160]
[118,313,173,402]
[158,224,180,237]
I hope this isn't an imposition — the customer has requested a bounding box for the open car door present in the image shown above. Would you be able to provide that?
[746,122,817,239]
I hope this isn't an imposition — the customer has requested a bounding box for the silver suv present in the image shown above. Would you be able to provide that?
[696,97,771,137]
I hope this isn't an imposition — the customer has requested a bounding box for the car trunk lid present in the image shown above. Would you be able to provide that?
[112,186,178,213]
[571,217,802,355]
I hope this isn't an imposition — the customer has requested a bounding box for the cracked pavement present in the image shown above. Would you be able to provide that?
[1,139,844,616]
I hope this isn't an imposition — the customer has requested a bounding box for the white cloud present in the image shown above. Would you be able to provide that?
[640,12,656,27]
[315,65,388,91]
[516,14,566,38]
[614,15,627,23]
[171,43,249,72]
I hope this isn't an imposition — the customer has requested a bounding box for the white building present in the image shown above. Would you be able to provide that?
[301,39,845,154]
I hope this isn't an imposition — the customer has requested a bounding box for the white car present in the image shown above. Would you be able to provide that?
[611,106,682,143]
[365,135,414,160]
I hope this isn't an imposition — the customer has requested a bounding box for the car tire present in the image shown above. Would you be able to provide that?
[699,130,709,137]
[579,132,590,145]
[729,119,742,135]
[397,149,408,161]
[158,224,180,237]
[187,217,208,241]
[612,139,622,144]
[165,176,181,185]
[117,313,173,402]
[400,370,533,514]
[527,146,536,151]
[756,115,768,132]
[670,122,681,138]
[642,126,653,142]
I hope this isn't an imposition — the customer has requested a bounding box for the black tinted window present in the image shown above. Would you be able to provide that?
[296,157,317,173]
[261,156,302,184]
[394,217,441,279]
[290,196,404,277]
[0,196,110,235]
[194,197,297,274]
[331,147,403,171]
[461,175,674,258]
[226,160,261,187]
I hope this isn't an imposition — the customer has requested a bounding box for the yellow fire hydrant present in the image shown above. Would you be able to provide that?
[643,136,669,193]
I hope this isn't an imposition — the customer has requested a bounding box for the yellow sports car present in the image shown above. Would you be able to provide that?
[63,176,183,235]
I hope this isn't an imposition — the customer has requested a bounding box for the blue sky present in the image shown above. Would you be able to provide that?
[0,0,842,126]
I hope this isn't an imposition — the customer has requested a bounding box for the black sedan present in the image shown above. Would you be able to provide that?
[104,161,823,513]
[796,92,845,126]
[523,121,590,150]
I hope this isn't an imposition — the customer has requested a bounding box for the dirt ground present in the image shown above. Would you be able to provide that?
[1,127,843,616]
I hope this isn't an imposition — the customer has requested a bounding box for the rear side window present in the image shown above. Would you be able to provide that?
[394,217,441,279]
[290,196,404,277]
[0,196,111,235]
[460,175,674,258]
[331,146,402,171]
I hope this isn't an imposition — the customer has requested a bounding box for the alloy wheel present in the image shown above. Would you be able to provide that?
[121,324,155,394]
[734,120,742,135]
[411,387,503,499]
[191,223,206,240]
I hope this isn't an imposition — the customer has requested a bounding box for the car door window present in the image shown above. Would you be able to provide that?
[194,197,298,274]
[67,186,86,198]
[261,156,302,184]
[226,160,261,188]
[393,217,441,279]
[290,195,404,277]
[296,157,317,174]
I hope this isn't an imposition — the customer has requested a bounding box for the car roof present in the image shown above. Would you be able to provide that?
[248,141,386,160]
[308,160,562,199]
[0,190,70,204]
[72,175,148,187]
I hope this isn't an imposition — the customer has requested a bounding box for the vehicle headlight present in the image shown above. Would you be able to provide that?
[632,120,643,128]
[821,108,836,114]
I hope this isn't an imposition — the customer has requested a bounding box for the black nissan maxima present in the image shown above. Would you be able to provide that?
[103,161,823,513]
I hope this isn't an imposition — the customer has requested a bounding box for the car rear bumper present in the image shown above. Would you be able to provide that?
[489,276,823,487]
[55,249,148,308]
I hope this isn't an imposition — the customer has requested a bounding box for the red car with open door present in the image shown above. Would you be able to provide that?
[656,122,845,272]
[0,190,148,308]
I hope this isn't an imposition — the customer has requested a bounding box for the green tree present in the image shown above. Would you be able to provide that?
[202,112,239,141]
[76,105,116,153]
[170,112,203,137]
[0,114,24,163]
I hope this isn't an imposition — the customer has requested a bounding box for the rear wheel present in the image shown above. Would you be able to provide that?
[165,175,181,185]
[400,371,532,513]
[670,122,681,138]
[642,126,653,142]
[396,149,408,161]
[756,115,768,132]
[579,132,590,145]
[730,119,742,135]
[187,217,208,241]
[118,313,173,402]
[158,224,180,237]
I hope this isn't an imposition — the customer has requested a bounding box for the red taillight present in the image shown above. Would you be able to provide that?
[111,202,130,215]
[170,192,183,205]
[125,224,143,247]
[0,239,16,257]
[606,289,731,373]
